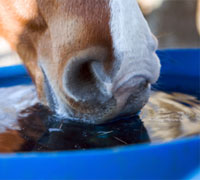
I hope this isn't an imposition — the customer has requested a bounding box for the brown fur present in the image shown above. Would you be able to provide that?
[0,0,113,109]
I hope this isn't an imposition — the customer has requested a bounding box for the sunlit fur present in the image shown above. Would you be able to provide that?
[0,0,160,124]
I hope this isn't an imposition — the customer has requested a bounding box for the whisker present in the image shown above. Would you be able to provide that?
[113,136,128,145]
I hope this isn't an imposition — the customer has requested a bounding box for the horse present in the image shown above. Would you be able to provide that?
[0,0,160,124]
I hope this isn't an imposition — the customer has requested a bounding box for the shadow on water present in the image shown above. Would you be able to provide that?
[18,104,150,152]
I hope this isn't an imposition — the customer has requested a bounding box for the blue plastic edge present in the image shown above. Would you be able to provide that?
[0,136,199,180]
[154,48,200,95]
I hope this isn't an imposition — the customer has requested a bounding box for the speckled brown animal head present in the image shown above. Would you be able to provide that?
[0,0,160,123]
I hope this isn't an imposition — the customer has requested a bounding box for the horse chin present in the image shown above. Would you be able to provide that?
[49,85,151,125]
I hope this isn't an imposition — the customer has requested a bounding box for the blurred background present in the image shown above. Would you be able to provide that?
[0,0,199,67]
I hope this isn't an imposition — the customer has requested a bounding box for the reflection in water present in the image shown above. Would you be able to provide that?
[18,104,149,152]
[0,85,199,152]
[141,92,200,142]
[0,85,38,133]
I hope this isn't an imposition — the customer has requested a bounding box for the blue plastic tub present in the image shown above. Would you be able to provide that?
[0,49,200,180]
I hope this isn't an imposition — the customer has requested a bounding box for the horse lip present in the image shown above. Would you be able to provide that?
[112,75,149,95]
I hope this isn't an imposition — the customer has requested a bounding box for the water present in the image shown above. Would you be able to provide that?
[0,85,199,153]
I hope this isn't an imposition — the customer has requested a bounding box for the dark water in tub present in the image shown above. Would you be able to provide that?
[0,85,200,153]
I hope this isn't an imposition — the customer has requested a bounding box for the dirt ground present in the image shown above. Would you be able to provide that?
[0,0,199,67]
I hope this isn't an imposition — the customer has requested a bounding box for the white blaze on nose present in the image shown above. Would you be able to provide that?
[109,0,152,53]
[109,0,160,85]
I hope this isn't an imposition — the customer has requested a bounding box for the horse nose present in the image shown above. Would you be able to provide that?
[62,57,112,104]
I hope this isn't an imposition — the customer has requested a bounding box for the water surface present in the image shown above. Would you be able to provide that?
[0,85,199,152]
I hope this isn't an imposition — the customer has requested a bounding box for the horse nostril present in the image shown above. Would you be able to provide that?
[77,61,96,86]
[63,59,108,103]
